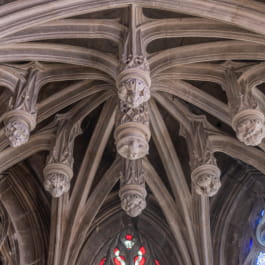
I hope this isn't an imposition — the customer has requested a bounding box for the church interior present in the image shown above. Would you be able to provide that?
[0,1,265,264]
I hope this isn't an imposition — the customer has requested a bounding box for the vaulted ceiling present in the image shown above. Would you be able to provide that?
[0,1,265,265]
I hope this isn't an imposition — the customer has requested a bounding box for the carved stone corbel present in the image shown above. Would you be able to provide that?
[224,67,265,146]
[114,102,150,160]
[119,159,147,217]
[3,67,40,147]
[43,116,82,198]
[183,119,221,197]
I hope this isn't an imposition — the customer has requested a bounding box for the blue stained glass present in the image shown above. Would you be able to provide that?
[255,210,265,228]
[249,238,253,250]
[256,252,265,265]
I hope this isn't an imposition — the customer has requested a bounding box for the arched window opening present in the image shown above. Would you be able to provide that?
[98,226,161,265]
[242,204,265,265]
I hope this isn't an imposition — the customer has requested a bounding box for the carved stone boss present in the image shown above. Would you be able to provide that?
[183,119,221,197]
[43,116,82,198]
[3,67,39,147]
[119,158,147,217]
[224,68,265,146]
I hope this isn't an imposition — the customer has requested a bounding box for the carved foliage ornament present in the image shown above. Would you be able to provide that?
[119,159,147,217]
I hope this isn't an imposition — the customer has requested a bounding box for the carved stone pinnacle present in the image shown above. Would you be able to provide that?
[119,184,147,217]
[115,122,150,160]
[43,163,73,198]
[191,164,221,197]
[3,110,36,147]
[232,109,265,146]
[117,56,151,108]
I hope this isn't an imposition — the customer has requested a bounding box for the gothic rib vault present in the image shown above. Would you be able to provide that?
[1,1,265,265]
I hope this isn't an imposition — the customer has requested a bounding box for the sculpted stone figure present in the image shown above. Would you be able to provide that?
[43,163,73,198]
[43,173,70,198]
[232,109,265,146]
[115,102,150,160]
[120,191,147,217]
[119,185,147,217]
[117,56,151,109]
[191,164,221,197]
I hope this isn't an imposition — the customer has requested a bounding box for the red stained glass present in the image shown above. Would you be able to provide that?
[113,248,126,265]
[99,258,106,265]
[154,259,161,265]
[139,246,146,255]
[134,256,146,265]
[113,256,126,265]
[125,234,133,240]
[140,257,146,265]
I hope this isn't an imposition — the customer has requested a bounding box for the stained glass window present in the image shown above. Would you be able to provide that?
[255,210,265,228]
[256,252,265,265]
[99,258,106,265]
[98,227,161,265]
[154,260,161,265]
